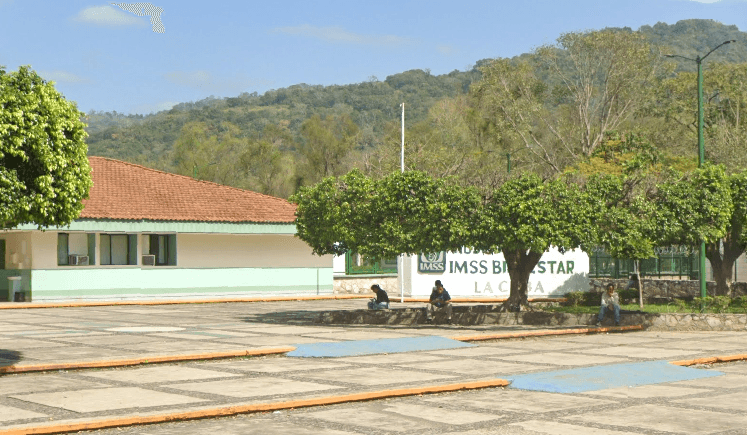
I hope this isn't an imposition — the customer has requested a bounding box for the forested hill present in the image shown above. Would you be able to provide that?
[638,19,747,70]
[83,19,747,193]
[84,67,483,167]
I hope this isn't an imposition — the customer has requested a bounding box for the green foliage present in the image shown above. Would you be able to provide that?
[639,20,747,73]
[713,295,732,313]
[170,121,293,197]
[564,291,584,307]
[78,19,747,203]
[618,288,639,303]
[0,66,92,229]
[474,174,589,254]
[658,62,747,172]
[296,114,359,186]
[731,171,747,247]
[574,132,667,177]
[544,300,744,314]
[84,68,483,176]
[583,291,603,306]
[734,296,747,312]
[671,298,689,312]
[290,169,480,260]
[371,171,481,258]
[692,296,714,311]
[688,296,737,312]
[581,173,659,262]
[293,170,588,307]
[656,164,733,246]
[472,29,669,176]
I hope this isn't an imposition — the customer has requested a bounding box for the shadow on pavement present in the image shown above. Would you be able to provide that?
[0,349,22,371]
[242,310,323,325]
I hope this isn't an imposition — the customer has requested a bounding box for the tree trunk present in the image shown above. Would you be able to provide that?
[706,238,745,297]
[706,214,746,297]
[503,248,544,311]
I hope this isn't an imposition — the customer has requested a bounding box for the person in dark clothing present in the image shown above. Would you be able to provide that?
[368,284,390,310]
[595,283,621,326]
[427,279,452,323]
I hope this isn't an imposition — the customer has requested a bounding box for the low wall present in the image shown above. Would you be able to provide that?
[589,278,747,299]
[333,275,400,295]
[316,304,747,331]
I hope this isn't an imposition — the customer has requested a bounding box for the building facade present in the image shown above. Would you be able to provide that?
[0,157,333,301]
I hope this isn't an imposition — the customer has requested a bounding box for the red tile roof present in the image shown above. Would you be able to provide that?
[80,157,296,223]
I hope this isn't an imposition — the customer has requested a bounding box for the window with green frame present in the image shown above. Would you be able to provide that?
[57,233,96,266]
[345,251,397,275]
[100,234,137,265]
[148,234,177,266]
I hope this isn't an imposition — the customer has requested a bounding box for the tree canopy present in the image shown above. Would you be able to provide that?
[0,66,92,229]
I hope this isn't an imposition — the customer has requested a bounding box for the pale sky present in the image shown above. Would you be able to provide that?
[1,0,746,114]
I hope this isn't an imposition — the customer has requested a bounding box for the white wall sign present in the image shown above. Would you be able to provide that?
[406,247,589,297]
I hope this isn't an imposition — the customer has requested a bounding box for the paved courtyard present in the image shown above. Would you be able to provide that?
[0,300,745,434]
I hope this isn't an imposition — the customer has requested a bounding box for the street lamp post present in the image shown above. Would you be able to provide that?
[399,102,405,303]
[665,40,735,307]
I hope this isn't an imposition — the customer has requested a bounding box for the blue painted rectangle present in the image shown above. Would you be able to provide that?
[508,360,722,393]
[288,336,475,358]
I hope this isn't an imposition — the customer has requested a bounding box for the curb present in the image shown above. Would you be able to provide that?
[400,298,565,303]
[0,379,509,435]
[452,325,644,341]
[0,295,369,310]
[0,347,294,374]
[0,296,565,310]
[670,353,747,366]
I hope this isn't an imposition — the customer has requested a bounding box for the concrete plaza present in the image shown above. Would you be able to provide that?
[0,300,745,434]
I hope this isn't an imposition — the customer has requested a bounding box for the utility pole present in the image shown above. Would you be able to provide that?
[400,103,405,173]
[399,102,405,303]
[666,40,735,311]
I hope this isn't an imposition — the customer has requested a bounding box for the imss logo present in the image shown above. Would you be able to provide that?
[418,252,446,273]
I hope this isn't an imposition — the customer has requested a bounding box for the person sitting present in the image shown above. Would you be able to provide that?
[427,280,452,324]
[596,283,621,326]
[368,284,390,310]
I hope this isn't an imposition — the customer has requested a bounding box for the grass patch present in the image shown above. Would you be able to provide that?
[541,302,747,314]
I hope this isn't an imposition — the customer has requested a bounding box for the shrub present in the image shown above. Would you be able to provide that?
[564,292,584,307]
[618,289,638,304]
[734,296,747,312]
[670,298,689,312]
[713,296,731,313]
[583,291,602,306]
[691,296,714,311]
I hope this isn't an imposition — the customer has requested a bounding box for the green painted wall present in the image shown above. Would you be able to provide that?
[15,220,297,235]
[0,270,32,301]
[26,267,332,301]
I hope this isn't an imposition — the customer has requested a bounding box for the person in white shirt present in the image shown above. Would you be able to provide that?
[596,283,620,326]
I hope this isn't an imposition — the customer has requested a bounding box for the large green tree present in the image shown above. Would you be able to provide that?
[0,66,92,229]
[293,170,590,310]
[582,174,661,307]
[657,63,747,172]
[291,169,479,259]
[472,174,592,309]
[471,30,668,175]
[655,166,740,296]
[296,114,360,187]
[704,171,747,296]
[571,132,678,307]
[171,121,294,196]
